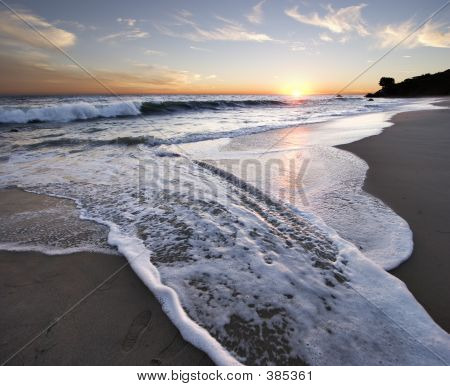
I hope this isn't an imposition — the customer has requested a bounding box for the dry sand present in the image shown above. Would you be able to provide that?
[339,101,450,332]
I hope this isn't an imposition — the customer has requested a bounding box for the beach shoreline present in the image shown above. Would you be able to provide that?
[1,100,449,365]
[338,100,450,332]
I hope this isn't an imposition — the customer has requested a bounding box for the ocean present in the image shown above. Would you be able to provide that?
[0,94,448,365]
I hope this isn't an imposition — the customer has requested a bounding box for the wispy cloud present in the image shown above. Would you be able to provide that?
[377,20,450,49]
[54,19,97,31]
[0,51,196,94]
[193,73,218,83]
[144,49,166,56]
[111,62,193,87]
[178,10,193,18]
[0,10,76,49]
[98,29,149,42]
[285,4,369,37]
[0,9,80,94]
[117,17,137,27]
[246,0,266,24]
[98,17,150,43]
[156,11,273,42]
[319,33,333,42]
[289,41,306,51]
[190,45,212,52]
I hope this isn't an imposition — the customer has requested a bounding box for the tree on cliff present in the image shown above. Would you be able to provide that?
[379,77,395,88]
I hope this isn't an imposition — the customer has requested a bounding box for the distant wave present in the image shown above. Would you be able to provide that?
[140,99,287,114]
[0,99,288,124]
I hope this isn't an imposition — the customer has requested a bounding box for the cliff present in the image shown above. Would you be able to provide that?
[366,69,450,97]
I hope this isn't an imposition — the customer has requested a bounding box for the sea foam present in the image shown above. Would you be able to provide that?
[2,149,448,365]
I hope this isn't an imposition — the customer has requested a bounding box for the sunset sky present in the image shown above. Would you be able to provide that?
[0,0,449,95]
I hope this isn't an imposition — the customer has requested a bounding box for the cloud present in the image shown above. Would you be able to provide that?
[0,10,80,94]
[247,1,266,24]
[191,73,218,81]
[156,11,273,42]
[117,17,137,27]
[0,10,76,49]
[319,33,333,42]
[290,41,306,51]
[0,52,195,94]
[4,48,55,71]
[99,17,150,43]
[190,45,212,52]
[98,28,149,42]
[377,20,450,49]
[54,19,97,31]
[144,49,166,56]
[103,62,193,87]
[178,10,193,18]
[0,10,201,94]
[285,4,369,36]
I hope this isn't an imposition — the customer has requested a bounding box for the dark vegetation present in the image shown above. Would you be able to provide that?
[366,69,450,97]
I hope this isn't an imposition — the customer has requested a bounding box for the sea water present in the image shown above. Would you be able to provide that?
[0,94,448,365]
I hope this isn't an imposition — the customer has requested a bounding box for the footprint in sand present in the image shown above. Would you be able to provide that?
[121,310,152,352]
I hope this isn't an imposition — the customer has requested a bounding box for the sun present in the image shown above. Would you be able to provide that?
[278,82,311,97]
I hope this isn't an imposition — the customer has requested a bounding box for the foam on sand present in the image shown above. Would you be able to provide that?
[177,101,444,270]
[2,147,448,365]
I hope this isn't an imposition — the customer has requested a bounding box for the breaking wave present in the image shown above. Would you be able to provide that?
[0,99,288,124]
[0,101,141,124]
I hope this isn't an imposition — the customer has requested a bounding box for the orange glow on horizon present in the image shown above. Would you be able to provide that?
[277,80,314,97]
[0,77,372,96]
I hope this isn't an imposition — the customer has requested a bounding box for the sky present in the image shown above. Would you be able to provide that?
[0,0,449,95]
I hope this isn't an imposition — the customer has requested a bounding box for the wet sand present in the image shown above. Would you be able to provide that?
[339,102,450,332]
[0,189,213,365]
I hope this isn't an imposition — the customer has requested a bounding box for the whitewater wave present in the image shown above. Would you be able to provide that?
[0,99,289,124]
[0,101,141,124]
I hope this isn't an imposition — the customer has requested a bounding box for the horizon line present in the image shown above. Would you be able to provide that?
[0,91,370,97]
